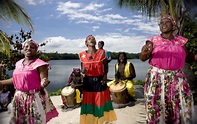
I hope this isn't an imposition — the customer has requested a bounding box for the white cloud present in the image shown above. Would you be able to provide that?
[55,0,160,33]
[25,0,47,5]
[6,0,161,54]
[39,36,86,54]
[56,1,136,25]
[105,14,127,19]
[132,20,160,35]
[76,20,89,24]
[81,3,104,11]
[39,33,151,54]
[92,26,100,31]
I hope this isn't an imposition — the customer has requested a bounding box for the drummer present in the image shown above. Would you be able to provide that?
[66,68,83,104]
[107,52,136,101]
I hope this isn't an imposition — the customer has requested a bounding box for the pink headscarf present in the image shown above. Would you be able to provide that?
[161,14,176,26]
[23,39,39,51]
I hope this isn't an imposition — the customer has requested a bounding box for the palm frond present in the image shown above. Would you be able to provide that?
[118,0,162,18]
[0,30,11,57]
[0,0,34,31]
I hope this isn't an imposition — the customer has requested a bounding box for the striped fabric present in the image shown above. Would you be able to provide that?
[80,88,117,124]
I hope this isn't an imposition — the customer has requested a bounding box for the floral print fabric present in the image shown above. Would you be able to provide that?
[10,89,58,124]
[144,66,195,124]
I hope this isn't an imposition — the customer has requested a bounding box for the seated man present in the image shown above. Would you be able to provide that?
[107,52,136,102]
[61,68,83,108]
[0,85,11,112]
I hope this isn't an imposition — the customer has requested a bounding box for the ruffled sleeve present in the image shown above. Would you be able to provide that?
[32,59,49,69]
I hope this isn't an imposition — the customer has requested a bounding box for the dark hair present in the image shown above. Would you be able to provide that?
[98,41,104,46]
[117,52,127,65]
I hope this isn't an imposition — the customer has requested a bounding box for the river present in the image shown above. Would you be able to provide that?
[45,59,149,92]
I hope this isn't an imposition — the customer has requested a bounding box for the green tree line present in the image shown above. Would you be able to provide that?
[43,52,139,60]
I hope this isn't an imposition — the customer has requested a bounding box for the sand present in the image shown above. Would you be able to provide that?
[1,85,196,124]
[0,96,146,124]
[47,96,146,124]
[47,85,147,124]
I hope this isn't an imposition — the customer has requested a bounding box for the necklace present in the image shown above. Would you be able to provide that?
[22,59,35,67]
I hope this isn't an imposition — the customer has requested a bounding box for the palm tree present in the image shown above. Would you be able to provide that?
[0,0,33,86]
[117,0,197,35]
[117,0,197,100]
[0,0,33,57]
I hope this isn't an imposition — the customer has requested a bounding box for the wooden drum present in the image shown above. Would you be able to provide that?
[61,86,76,107]
[109,82,129,104]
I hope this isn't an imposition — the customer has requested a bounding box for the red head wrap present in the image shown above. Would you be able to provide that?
[161,14,176,26]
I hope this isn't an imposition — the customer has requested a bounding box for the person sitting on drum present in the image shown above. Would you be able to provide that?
[107,52,136,102]
[66,68,83,104]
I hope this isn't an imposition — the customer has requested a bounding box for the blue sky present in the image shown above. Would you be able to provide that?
[1,0,160,54]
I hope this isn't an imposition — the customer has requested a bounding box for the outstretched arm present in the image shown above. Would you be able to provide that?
[0,78,13,86]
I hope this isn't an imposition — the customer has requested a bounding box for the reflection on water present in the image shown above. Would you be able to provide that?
[46,59,149,92]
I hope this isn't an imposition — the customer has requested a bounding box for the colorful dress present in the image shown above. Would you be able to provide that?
[11,58,58,124]
[79,49,117,124]
[144,35,195,124]
[107,61,135,97]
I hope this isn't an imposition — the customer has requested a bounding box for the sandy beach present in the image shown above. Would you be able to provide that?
[1,85,196,124]
[0,96,146,124]
[47,95,146,124]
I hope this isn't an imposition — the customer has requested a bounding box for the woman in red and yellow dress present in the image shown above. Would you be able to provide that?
[79,35,117,124]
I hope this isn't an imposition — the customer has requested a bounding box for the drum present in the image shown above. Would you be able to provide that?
[61,86,76,107]
[109,82,129,104]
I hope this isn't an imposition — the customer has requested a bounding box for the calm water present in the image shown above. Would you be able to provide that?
[46,59,149,92]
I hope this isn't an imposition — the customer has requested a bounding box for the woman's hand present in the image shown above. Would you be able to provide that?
[140,41,153,61]
[41,78,50,88]
[141,42,153,53]
[101,74,107,85]
[81,67,88,74]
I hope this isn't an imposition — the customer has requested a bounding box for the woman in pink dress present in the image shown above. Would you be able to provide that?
[139,14,196,124]
[0,39,58,124]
